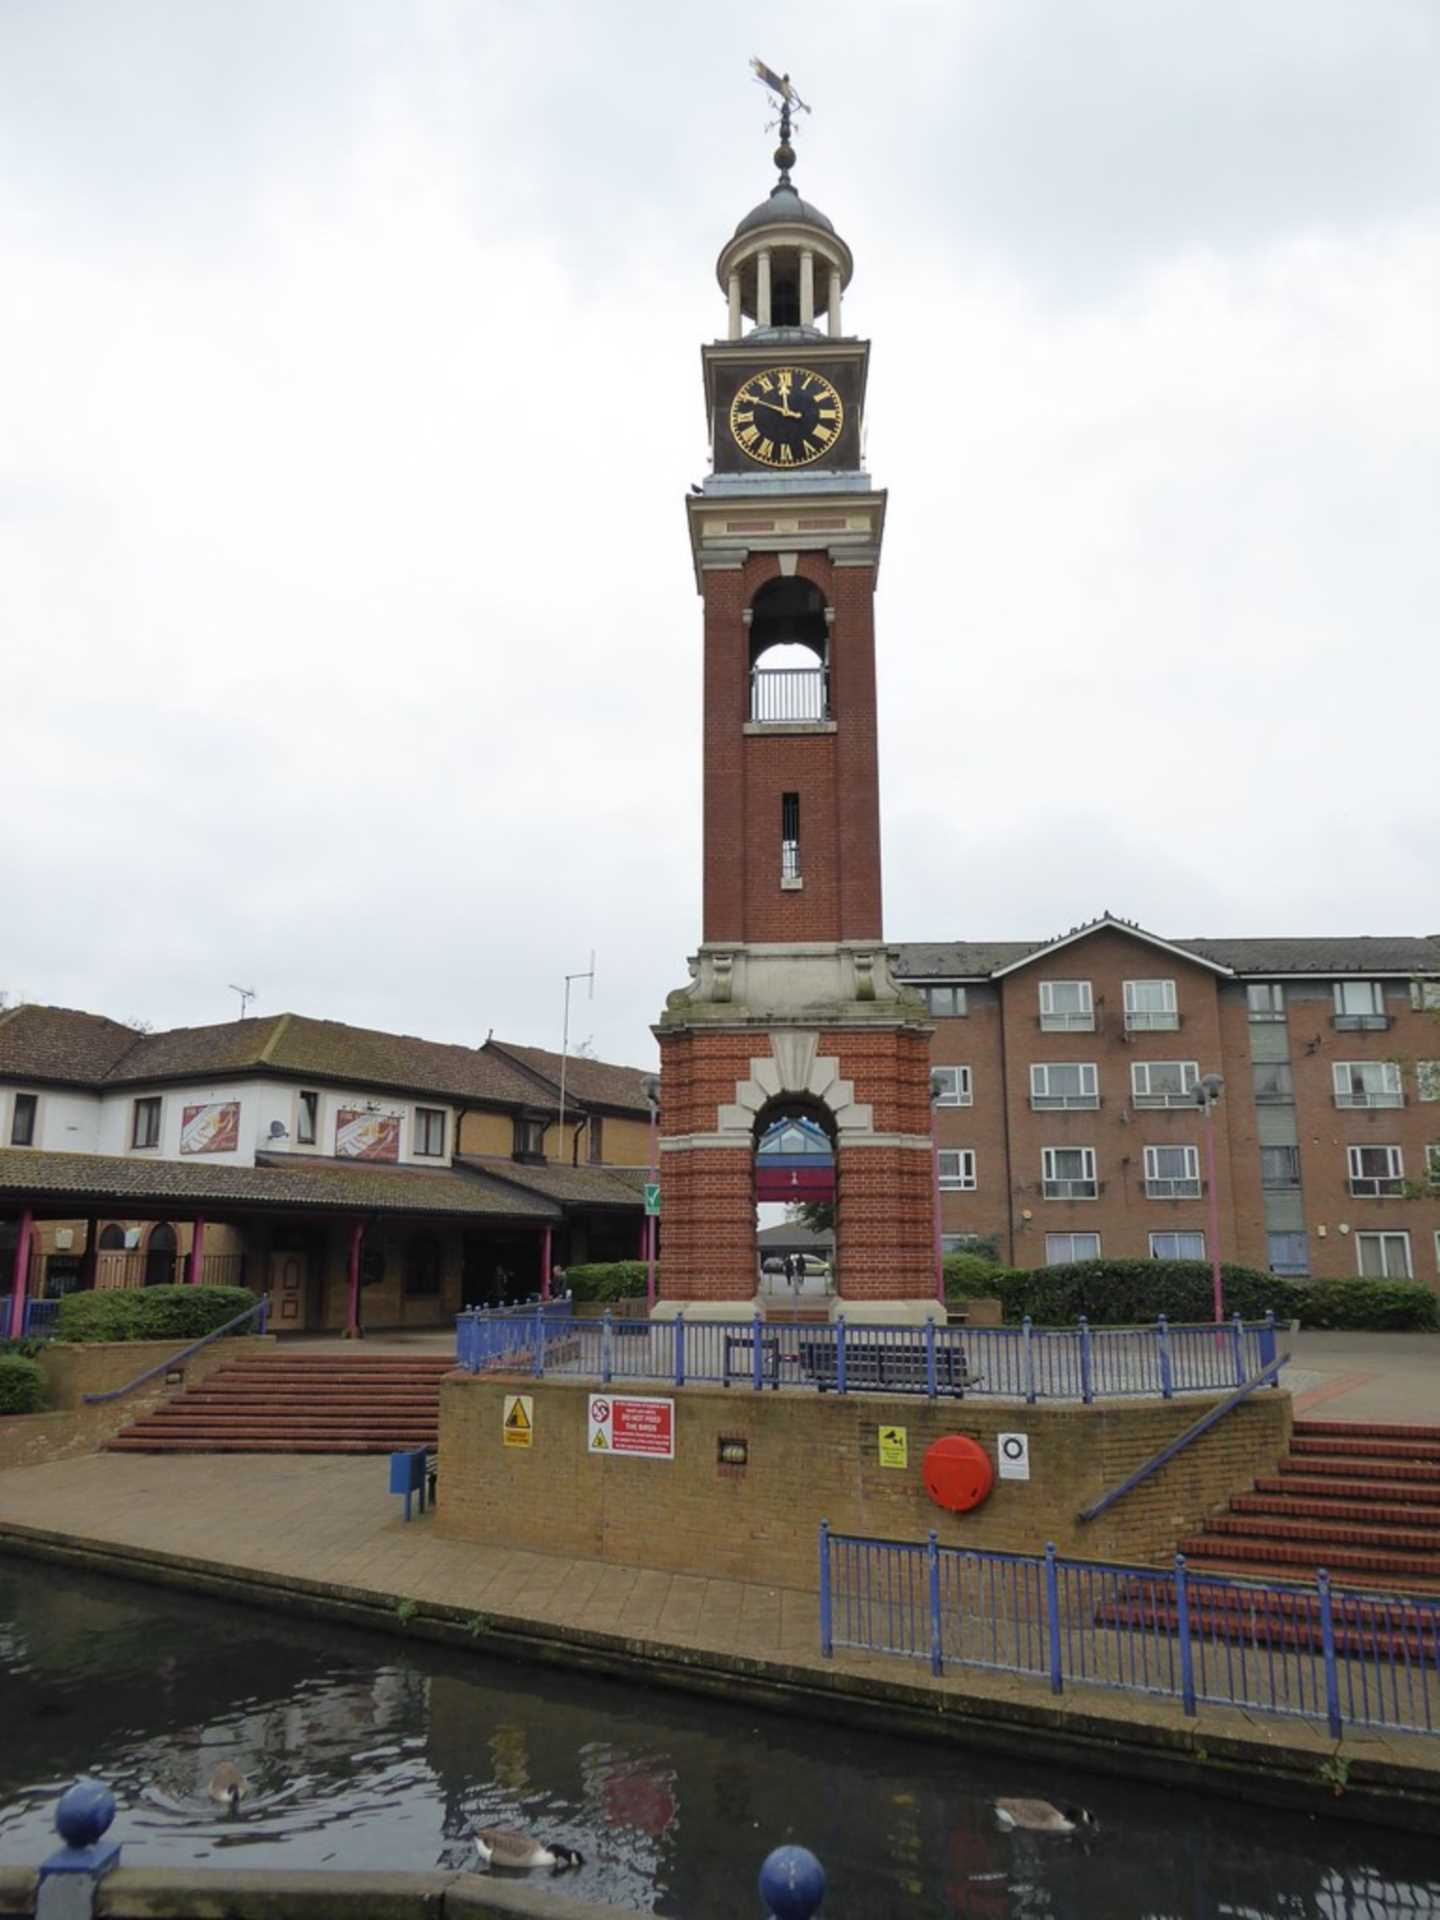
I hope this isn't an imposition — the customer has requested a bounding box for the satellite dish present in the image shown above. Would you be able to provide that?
[268,1120,289,1139]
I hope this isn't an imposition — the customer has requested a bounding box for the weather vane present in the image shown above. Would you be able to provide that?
[750,57,811,182]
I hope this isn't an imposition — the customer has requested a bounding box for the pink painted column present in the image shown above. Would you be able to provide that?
[7,1210,34,1340]
[1203,1105,1225,1325]
[929,1080,945,1303]
[186,1215,206,1287]
[645,1081,659,1310]
[345,1220,364,1338]
[80,1217,99,1292]
[541,1226,552,1302]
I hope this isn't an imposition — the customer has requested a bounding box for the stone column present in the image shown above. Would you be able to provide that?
[828,267,843,337]
[757,249,772,328]
[799,249,815,327]
[727,271,742,339]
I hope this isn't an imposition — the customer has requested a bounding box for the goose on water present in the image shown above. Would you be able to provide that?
[206,1764,249,1815]
[994,1798,1096,1835]
[474,1827,584,1873]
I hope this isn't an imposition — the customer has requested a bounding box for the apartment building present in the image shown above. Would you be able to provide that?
[896,918,1440,1286]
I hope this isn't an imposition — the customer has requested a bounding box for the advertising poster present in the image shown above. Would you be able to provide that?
[336,1108,401,1162]
[179,1101,241,1156]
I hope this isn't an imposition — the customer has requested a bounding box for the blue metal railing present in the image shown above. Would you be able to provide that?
[454,1304,1282,1402]
[820,1524,1440,1739]
[81,1296,269,1404]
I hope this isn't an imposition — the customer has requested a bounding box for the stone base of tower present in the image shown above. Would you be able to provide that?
[654,947,938,1315]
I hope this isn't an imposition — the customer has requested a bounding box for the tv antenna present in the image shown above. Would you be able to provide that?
[229,984,257,1020]
[556,952,595,1169]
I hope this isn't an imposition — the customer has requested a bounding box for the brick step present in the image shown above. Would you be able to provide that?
[1294,1420,1440,1443]
[165,1390,441,1407]
[1232,1493,1440,1530]
[1257,1474,1440,1507]
[1178,1535,1440,1581]
[107,1437,412,1454]
[217,1366,452,1381]
[121,1415,437,1434]
[1277,1456,1440,1486]
[1094,1598,1440,1659]
[1177,1554,1440,1594]
[1290,1436,1440,1463]
[1200,1514,1440,1556]
[1117,1577,1440,1632]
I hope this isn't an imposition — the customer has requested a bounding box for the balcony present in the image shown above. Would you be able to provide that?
[1332,1012,1391,1032]
[1124,1010,1180,1032]
[1132,1091,1198,1109]
[1349,1176,1405,1197]
[1334,1090,1404,1110]
[1030,1094,1100,1110]
[750,666,828,724]
[1043,1178,1098,1200]
[1145,1177,1203,1199]
[1038,1011,1095,1032]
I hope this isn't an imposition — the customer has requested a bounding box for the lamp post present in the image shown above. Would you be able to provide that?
[1197,1072,1225,1326]
[643,1073,660,1311]
[929,1071,946,1306]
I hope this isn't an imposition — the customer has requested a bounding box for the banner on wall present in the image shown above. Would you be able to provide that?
[335,1108,401,1162]
[179,1101,240,1156]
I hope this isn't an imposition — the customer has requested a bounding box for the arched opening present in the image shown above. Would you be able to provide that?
[754,1102,835,1301]
[749,578,829,723]
[144,1222,178,1287]
[98,1225,128,1250]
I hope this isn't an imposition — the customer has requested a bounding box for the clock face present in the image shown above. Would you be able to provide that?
[728,367,844,469]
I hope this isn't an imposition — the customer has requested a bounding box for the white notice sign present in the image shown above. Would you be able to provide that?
[997,1432,1031,1481]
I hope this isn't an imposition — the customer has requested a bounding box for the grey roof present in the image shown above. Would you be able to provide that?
[892,929,1440,980]
[734,181,835,237]
[454,1156,645,1210]
[893,942,1040,979]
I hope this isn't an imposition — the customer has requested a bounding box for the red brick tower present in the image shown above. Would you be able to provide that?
[655,108,937,1324]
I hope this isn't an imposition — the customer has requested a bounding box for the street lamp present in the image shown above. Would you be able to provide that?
[643,1074,660,1311]
[1196,1072,1225,1326]
[929,1070,947,1306]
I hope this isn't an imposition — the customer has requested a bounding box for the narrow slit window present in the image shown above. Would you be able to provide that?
[781,791,800,882]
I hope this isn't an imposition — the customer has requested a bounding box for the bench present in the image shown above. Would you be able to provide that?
[797,1338,979,1397]
[723,1333,786,1388]
[388,1447,434,1521]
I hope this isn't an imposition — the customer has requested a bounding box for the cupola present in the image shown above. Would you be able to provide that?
[715,115,853,339]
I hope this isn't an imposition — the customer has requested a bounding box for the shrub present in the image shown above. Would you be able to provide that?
[561,1262,647,1304]
[0,1336,46,1361]
[1292,1280,1438,1332]
[56,1286,258,1345]
[942,1251,1006,1299]
[0,1354,44,1415]
[991,1259,1304,1327]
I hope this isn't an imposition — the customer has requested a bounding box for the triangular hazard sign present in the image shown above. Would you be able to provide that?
[505,1399,531,1432]
[591,1431,608,1450]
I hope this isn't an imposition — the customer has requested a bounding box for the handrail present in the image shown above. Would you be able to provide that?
[1076,1350,1289,1523]
[81,1297,270,1405]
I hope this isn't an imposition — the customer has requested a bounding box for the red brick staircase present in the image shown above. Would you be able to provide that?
[107,1352,452,1455]
[1177,1419,1440,1591]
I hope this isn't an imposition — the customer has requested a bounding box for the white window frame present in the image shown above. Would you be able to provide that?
[1246,983,1285,1023]
[1355,1230,1411,1280]
[1332,979,1388,1030]
[931,1065,972,1107]
[414,1105,447,1158]
[1333,1061,1404,1109]
[1045,1232,1100,1265]
[1130,1060,1199,1108]
[1411,980,1440,1012]
[1425,1143,1440,1186]
[1030,1062,1099,1109]
[1149,1230,1206,1261]
[1038,980,1094,1031]
[937,1149,977,1191]
[1041,1145,1097,1199]
[1143,1143,1201,1198]
[1417,1062,1440,1103]
[1347,1144,1404,1197]
[1124,979,1179,1031]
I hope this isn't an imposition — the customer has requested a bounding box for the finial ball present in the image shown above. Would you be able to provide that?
[774,139,796,174]
[55,1780,117,1848]
[759,1844,826,1917]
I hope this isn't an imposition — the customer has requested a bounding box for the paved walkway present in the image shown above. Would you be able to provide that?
[0,1450,1436,1811]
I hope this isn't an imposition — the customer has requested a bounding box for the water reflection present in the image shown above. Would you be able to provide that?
[0,1560,1435,1915]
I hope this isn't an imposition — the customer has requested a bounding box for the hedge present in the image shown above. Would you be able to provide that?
[0,1354,44,1415]
[561,1262,647,1304]
[980,1259,1438,1331]
[942,1252,1006,1299]
[0,1336,46,1361]
[56,1286,259,1345]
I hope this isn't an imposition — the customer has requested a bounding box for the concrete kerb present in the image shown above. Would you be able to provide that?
[1,1522,1437,1837]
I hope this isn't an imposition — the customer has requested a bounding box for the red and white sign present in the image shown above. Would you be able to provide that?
[588,1393,675,1460]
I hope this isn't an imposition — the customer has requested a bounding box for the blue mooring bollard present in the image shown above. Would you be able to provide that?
[759,1844,826,1918]
[37,1779,121,1918]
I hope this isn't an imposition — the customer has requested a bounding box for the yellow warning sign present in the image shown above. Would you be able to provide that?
[503,1394,534,1448]
[878,1425,908,1470]
[590,1430,608,1451]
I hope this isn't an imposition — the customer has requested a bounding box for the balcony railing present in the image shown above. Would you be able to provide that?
[1334,1090,1404,1109]
[750,666,828,723]
[1146,1177,1203,1199]
[1254,1082,1296,1104]
[1333,1012,1390,1032]
[1132,1090,1198,1109]
[1031,1093,1100,1109]
[1124,1010,1180,1031]
[1349,1176,1405,1198]
[1038,1010,1095,1031]
[1043,1177,1098,1200]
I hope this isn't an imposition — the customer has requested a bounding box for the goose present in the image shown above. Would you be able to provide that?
[206,1763,249,1815]
[995,1798,1096,1835]
[474,1827,584,1873]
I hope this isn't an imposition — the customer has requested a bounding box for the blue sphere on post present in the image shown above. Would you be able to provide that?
[759,1844,826,1918]
[55,1780,116,1849]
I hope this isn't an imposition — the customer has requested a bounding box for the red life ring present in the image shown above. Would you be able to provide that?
[922,1434,995,1512]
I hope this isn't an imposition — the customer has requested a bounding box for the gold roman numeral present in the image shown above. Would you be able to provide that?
[813,424,833,444]
[756,375,773,394]
[818,407,837,421]
[802,441,817,459]
[779,444,794,463]
[757,437,774,460]
[734,410,754,424]
[739,425,759,447]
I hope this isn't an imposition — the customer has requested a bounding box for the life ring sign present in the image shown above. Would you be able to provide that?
[997,1431,1031,1481]
[921,1435,994,1513]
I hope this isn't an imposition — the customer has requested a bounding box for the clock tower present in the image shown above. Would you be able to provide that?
[655,89,938,1323]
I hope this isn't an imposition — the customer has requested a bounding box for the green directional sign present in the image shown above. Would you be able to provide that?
[643,1182,661,1217]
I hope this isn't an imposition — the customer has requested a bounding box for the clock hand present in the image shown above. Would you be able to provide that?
[751,397,804,419]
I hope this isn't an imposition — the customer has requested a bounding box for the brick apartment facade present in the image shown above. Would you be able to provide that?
[899,917,1440,1288]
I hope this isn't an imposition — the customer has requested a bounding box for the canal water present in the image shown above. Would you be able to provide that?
[0,1558,1434,1917]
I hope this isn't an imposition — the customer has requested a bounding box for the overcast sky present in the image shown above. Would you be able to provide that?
[2,0,1436,1070]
